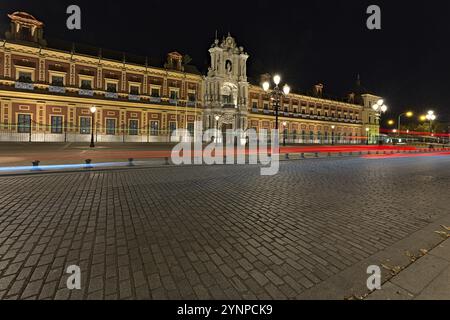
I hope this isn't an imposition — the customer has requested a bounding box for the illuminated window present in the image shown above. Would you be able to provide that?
[80,117,91,134]
[17,114,31,133]
[129,120,138,135]
[106,119,116,135]
[51,116,63,134]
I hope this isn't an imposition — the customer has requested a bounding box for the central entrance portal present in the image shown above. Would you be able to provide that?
[222,123,233,145]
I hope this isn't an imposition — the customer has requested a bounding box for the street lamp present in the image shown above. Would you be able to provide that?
[215,115,220,143]
[387,120,395,126]
[372,99,388,144]
[282,121,287,146]
[397,111,413,137]
[365,127,370,145]
[426,110,437,134]
[262,75,290,131]
[331,125,335,145]
[90,106,97,148]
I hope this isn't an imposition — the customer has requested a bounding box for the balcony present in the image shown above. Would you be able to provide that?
[187,101,197,107]
[15,82,34,90]
[169,99,178,106]
[129,94,140,101]
[49,85,66,94]
[149,96,162,104]
[263,109,271,115]
[105,92,119,99]
[79,89,94,96]
[251,108,259,113]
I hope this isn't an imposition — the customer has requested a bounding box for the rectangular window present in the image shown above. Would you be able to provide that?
[150,121,159,136]
[264,103,269,110]
[80,117,91,134]
[18,71,32,83]
[252,101,258,109]
[187,123,194,136]
[170,90,178,100]
[130,85,140,95]
[106,82,117,92]
[169,121,177,134]
[17,114,31,133]
[51,75,64,86]
[151,88,160,97]
[129,120,138,135]
[51,116,63,134]
[81,79,92,89]
[188,93,196,102]
[106,119,116,135]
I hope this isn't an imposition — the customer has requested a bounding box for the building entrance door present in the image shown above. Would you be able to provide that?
[222,124,233,145]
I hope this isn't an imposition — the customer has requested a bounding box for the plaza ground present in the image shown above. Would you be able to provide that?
[0,155,449,300]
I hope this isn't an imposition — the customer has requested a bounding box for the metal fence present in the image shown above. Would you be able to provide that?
[0,123,372,145]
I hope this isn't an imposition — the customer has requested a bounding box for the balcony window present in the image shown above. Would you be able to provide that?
[51,76,64,87]
[170,91,178,100]
[188,93,196,102]
[151,88,160,97]
[81,80,92,90]
[18,71,32,83]
[130,85,140,95]
[106,83,117,93]
[51,116,63,134]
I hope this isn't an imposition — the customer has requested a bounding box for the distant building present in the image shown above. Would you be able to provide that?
[0,11,381,144]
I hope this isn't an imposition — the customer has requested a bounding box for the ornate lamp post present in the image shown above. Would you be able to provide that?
[262,75,290,132]
[331,125,335,145]
[90,106,97,148]
[282,121,287,146]
[215,115,220,143]
[371,99,388,145]
[365,127,370,145]
[426,110,436,135]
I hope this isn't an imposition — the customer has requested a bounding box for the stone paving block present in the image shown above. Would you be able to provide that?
[391,255,449,294]
[366,282,414,300]
[0,158,449,299]
[415,266,450,300]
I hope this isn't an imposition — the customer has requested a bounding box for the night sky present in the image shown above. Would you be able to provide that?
[1,0,449,123]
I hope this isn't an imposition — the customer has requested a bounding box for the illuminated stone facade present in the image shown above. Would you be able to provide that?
[0,12,381,143]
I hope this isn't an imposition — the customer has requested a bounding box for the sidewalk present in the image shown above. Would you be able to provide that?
[367,234,450,300]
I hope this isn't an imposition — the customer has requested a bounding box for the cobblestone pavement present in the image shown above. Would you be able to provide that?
[0,156,449,300]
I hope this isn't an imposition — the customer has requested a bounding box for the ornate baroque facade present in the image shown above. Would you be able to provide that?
[0,12,381,143]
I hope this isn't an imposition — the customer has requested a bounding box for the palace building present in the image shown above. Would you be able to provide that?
[0,11,381,144]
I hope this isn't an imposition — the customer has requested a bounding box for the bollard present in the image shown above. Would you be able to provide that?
[368,151,371,155]
[301,153,305,159]
[165,157,170,165]
[31,160,41,171]
[85,159,93,169]
[315,152,319,158]
[285,153,289,160]
[128,158,134,166]
[376,151,379,155]
[359,151,363,155]
[328,152,331,157]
